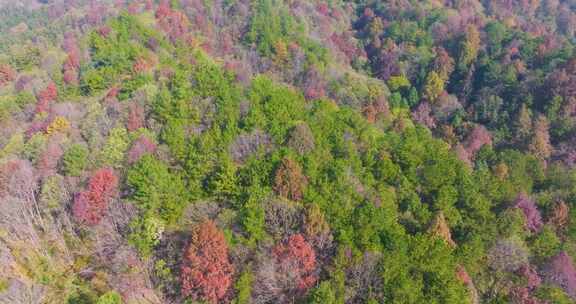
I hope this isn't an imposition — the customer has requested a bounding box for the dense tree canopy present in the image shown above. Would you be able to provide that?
[2,1,576,303]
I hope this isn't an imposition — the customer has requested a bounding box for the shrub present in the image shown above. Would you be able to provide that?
[233,267,254,304]
[531,225,561,260]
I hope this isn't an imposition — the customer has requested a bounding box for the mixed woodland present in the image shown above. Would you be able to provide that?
[3,0,576,303]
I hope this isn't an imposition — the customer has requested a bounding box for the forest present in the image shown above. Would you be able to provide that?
[2,0,576,303]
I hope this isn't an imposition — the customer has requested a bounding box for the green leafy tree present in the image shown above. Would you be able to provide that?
[247,0,296,56]
[233,267,254,304]
[129,212,165,257]
[423,71,445,103]
[531,225,561,261]
[208,154,239,201]
[96,291,122,304]
[309,281,337,304]
[100,127,129,168]
[381,235,469,304]
[62,144,89,176]
[127,154,188,224]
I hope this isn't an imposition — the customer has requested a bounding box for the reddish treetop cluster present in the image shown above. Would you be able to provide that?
[543,251,576,298]
[127,135,156,164]
[35,82,58,114]
[273,234,318,292]
[62,33,80,85]
[514,192,543,233]
[412,102,436,129]
[548,200,569,231]
[126,102,145,132]
[72,168,118,225]
[464,125,492,156]
[0,64,16,86]
[36,139,63,178]
[456,125,493,165]
[155,0,190,42]
[517,264,542,291]
[181,220,234,304]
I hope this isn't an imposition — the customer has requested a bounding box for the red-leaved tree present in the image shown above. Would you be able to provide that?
[35,82,58,114]
[155,1,189,42]
[127,136,156,164]
[455,265,479,304]
[0,64,16,86]
[517,264,542,291]
[98,25,111,38]
[254,234,319,303]
[144,0,154,11]
[126,102,145,132]
[181,220,234,304]
[273,234,317,292]
[72,168,118,225]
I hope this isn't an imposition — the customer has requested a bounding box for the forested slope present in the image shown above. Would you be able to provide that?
[1,1,576,304]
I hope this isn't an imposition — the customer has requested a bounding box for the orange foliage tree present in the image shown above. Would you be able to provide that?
[181,220,234,304]
[273,157,307,201]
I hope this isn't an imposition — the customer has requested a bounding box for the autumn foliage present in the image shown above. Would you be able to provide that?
[549,200,569,231]
[458,125,492,164]
[72,168,118,225]
[126,102,145,132]
[127,135,156,164]
[455,265,479,304]
[272,234,318,292]
[133,57,153,74]
[36,140,63,178]
[273,157,307,201]
[515,192,543,233]
[0,64,16,86]
[181,220,234,304]
[428,211,456,247]
[155,1,190,42]
[542,251,576,298]
[62,33,80,85]
[35,82,58,114]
